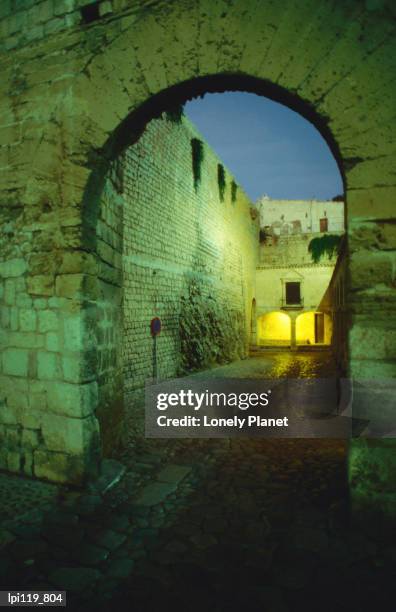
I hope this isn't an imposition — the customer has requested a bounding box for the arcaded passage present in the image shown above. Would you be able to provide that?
[0,0,395,528]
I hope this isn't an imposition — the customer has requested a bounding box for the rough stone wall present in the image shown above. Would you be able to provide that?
[96,114,258,446]
[319,241,348,372]
[0,0,395,522]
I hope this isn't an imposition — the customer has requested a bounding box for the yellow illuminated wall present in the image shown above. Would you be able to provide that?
[296,312,332,345]
[258,312,291,345]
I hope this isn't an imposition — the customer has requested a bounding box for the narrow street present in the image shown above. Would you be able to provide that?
[0,352,394,610]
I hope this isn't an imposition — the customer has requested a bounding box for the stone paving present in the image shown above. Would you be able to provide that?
[0,353,395,611]
[0,472,59,523]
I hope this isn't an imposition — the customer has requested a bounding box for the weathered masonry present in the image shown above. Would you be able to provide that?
[98,115,258,453]
[0,0,395,529]
[0,101,258,480]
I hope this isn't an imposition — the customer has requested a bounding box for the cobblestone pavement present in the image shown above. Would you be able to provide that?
[0,352,395,611]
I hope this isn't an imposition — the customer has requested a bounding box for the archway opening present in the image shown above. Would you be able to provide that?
[258,312,292,346]
[296,311,332,346]
[81,73,346,462]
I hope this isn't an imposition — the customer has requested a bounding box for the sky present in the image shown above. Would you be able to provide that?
[184,92,343,203]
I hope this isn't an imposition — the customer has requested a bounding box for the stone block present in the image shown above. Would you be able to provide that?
[19,308,36,332]
[38,309,58,332]
[10,307,19,331]
[27,275,54,296]
[53,0,75,15]
[6,389,28,411]
[99,1,113,17]
[59,251,97,275]
[48,297,65,309]
[55,274,98,299]
[25,24,44,41]
[0,405,18,425]
[23,450,34,476]
[22,428,39,449]
[33,298,47,309]
[46,381,98,417]
[7,451,21,472]
[134,481,178,506]
[62,350,97,383]
[28,253,59,276]
[63,312,96,351]
[20,406,42,429]
[46,332,60,352]
[28,0,53,24]
[0,258,27,278]
[41,413,99,455]
[16,294,32,308]
[65,11,81,27]
[37,351,62,380]
[4,279,15,305]
[349,250,393,290]
[9,331,44,349]
[5,425,20,449]
[44,17,66,36]
[3,348,29,377]
[348,187,396,221]
[33,450,72,483]
[349,324,386,360]
[0,306,10,328]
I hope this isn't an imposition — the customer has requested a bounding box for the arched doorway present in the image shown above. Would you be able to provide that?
[1,1,394,525]
[258,312,291,346]
[296,311,332,345]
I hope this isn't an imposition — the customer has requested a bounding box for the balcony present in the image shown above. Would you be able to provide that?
[280,297,304,310]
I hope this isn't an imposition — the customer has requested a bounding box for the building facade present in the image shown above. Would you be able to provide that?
[253,197,345,349]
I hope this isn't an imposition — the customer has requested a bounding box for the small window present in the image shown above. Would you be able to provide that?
[320,218,328,232]
[285,282,301,304]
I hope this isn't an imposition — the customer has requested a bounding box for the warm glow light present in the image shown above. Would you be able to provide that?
[296,312,316,344]
[296,311,331,344]
[258,312,291,344]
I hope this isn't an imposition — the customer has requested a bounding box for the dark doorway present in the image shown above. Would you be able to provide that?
[320,217,328,232]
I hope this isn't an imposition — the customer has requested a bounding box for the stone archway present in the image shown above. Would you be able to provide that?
[0,0,395,527]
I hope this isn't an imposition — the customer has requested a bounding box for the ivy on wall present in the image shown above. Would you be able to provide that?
[165,104,184,123]
[217,163,226,202]
[191,138,204,190]
[308,234,343,263]
[231,180,238,204]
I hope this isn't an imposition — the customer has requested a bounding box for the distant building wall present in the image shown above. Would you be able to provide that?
[256,197,344,235]
[254,198,344,348]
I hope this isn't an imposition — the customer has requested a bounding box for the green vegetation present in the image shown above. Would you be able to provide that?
[217,163,226,202]
[308,234,343,263]
[191,138,204,190]
[165,104,184,123]
[231,180,238,204]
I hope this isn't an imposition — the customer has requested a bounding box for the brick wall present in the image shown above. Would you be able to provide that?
[95,114,259,451]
